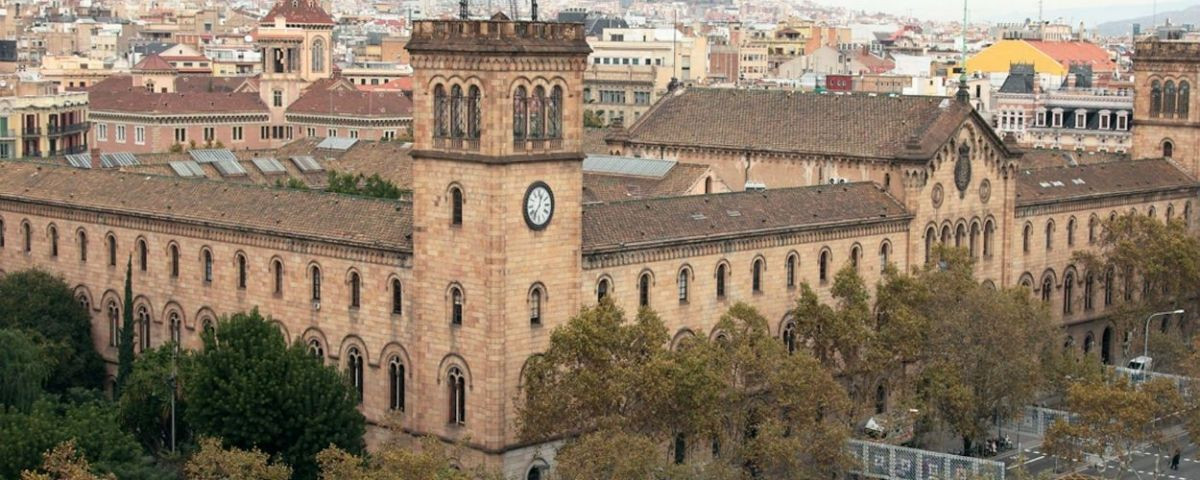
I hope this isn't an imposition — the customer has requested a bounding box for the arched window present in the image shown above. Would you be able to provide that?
[434,84,448,138]
[513,86,527,140]
[704,177,712,194]
[1181,81,1191,119]
[392,279,403,314]
[1084,272,1094,311]
[969,222,980,257]
[201,317,215,337]
[169,244,179,278]
[311,265,322,302]
[716,264,727,298]
[1163,140,1174,158]
[448,366,466,425]
[529,285,543,324]
[347,347,364,403]
[0,219,5,248]
[1165,80,1177,117]
[450,186,463,226]
[782,321,797,354]
[1187,201,1194,227]
[78,230,86,262]
[349,271,361,309]
[1083,332,1095,354]
[48,225,58,258]
[597,277,610,302]
[106,234,117,266]
[467,85,481,140]
[674,433,687,464]
[76,293,89,312]
[1067,218,1076,246]
[450,84,464,138]
[955,223,966,248]
[1063,271,1074,314]
[879,241,890,268]
[107,300,119,347]
[236,254,247,289]
[450,286,463,325]
[388,356,405,411]
[273,259,284,295]
[169,311,181,347]
[818,250,830,283]
[1168,204,1176,221]
[1151,80,1162,117]
[311,38,324,73]
[983,219,995,256]
[786,254,797,287]
[21,221,30,253]
[308,338,324,359]
[529,86,546,139]
[752,259,764,292]
[547,86,563,139]
[1149,206,1157,219]
[1044,220,1054,251]
[137,239,147,271]
[925,226,936,263]
[941,224,951,244]
[202,249,213,283]
[677,268,689,302]
[1041,275,1053,303]
[638,273,651,307]
[1023,223,1032,253]
[1088,216,1098,244]
[137,305,151,352]
[875,384,888,415]
[849,245,861,270]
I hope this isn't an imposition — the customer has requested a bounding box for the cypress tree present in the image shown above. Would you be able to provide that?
[116,257,135,395]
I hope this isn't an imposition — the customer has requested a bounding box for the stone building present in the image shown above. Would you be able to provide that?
[2,12,1200,480]
[994,63,1133,153]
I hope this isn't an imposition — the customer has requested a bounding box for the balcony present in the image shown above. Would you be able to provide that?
[64,144,89,155]
[48,123,89,136]
[21,127,41,137]
[0,129,15,139]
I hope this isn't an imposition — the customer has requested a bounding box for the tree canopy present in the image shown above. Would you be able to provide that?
[0,270,104,393]
[183,309,364,480]
[0,328,51,410]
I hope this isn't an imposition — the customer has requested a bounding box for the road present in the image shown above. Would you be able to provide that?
[1005,436,1200,479]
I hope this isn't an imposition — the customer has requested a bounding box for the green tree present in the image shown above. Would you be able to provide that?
[887,247,1056,454]
[0,328,51,410]
[323,171,406,199]
[518,301,850,478]
[317,433,501,480]
[119,345,188,454]
[583,111,605,128]
[1043,377,1183,478]
[183,309,364,480]
[117,258,135,394]
[0,394,166,479]
[183,437,291,480]
[0,270,104,393]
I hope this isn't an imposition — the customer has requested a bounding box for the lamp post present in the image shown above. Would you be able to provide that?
[1143,309,1186,363]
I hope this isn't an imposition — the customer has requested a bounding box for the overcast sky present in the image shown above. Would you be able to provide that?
[825,0,1177,24]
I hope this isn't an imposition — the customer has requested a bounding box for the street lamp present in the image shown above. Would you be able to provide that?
[1143,309,1186,362]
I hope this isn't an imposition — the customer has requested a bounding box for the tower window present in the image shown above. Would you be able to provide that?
[751,258,763,293]
[677,267,689,302]
[529,286,543,324]
[596,278,610,302]
[273,259,284,295]
[237,253,247,289]
[347,347,364,403]
[202,249,213,283]
[513,86,528,141]
[392,279,403,314]
[450,286,463,325]
[78,230,86,262]
[349,271,361,309]
[434,84,448,138]
[450,186,463,226]
[106,234,117,266]
[716,264,727,298]
[818,250,830,283]
[49,225,58,258]
[273,90,283,108]
[448,366,466,425]
[638,273,651,307]
[389,356,405,411]
[311,38,325,73]
[311,265,322,302]
[137,239,147,271]
[786,254,797,287]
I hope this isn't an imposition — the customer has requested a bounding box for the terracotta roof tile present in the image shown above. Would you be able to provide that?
[133,53,175,71]
[0,161,411,251]
[582,163,712,203]
[1016,159,1197,206]
[88,76,267,114]
[582,182,909,252]
[261,0,334,25]
[1026,40,1116,72]
[619,88,976,161]
[288,80,413,117]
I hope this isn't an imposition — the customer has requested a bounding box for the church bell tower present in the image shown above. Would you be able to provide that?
[405,17,591,464]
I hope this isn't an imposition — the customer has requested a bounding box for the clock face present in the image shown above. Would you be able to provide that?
[523,182,554,230]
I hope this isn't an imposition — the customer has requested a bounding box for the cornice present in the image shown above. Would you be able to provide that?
[1015,186,1200,217]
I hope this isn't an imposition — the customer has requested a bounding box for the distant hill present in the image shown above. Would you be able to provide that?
[1095,5,1200,37]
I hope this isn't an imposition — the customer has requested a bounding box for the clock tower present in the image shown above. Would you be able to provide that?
[405,17,591,464]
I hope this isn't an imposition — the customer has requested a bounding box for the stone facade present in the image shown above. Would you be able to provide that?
[1133,39,1200,177]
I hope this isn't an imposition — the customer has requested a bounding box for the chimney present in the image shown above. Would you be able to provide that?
[1067,72,1076,89]
[89,147,100,169]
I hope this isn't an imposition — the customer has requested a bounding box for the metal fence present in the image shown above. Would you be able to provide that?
[1109,366,1197,397]
[848,440,1006,480]
[995,405,1076,437]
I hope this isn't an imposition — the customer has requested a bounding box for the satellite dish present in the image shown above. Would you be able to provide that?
[244,34,253,42]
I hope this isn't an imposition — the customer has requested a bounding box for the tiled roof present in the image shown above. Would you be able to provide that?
[88,76,267,114]
[288,80,413,117]
[0,161,411,251]
[133,53,175,71]
[1015,159,1197,206]
[1017,148,1129,169]
[619,88,978,161]
[581,182,909,252]
[261,0,334,25]
[582,163,712,203]
[1026,41,1116,72]
[175,76,252,93]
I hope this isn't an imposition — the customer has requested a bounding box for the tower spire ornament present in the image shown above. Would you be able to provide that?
[956,0,971,104]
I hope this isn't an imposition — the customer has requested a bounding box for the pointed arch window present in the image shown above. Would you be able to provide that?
[529,86,546,139]
[1164,140,1175,158]
[450,186,463,226]
[273,259,284,295]
[1067,218,1076,246]
[1084,272,1095,311]
[1165,80,1178,117]
[21,222,30,253]
[106,234,117,266]
[1151,80,1162,117]
[311,265,322,302]
[1023,223,1032,253]
[782,321,798,353]
[547,86,563,139]
[311,38,324,73]
[1045,221,1054,251]
[49,225,58,258]
[1181,81,1191,119]
[849,245,861,270]
[107,300,119,347]
[513,86,528,140]
[529,285,543,324]
[969,223,979,257]
[389,356,405,411]
[752,258,764,292]
[448,366,466,425]
[137,239,147,271]
[450,84,465,138]
[467,85,481,140]
[716,264,727,298]
[237,253,247,289]
[78,230,86,262]
[349,271,361,309]
[1063,271,1075,314]
[925,226,936,263]
[983,220,995,256]
[169,311,181,347]
[392,279,403,315]
[308,338,324,359]
[137,305,151,352]
[879,241,890,269]
[638,273,651,307]
[1088,216,1098,243]
[202,249,213,283]
[450,286,463,325]
[434,84,449,138]
[597,277,610,302]
[169,244,179,278]
[347,347,364,403]
[786,254,797,287]
[1041,276,1053,303]
[818,250,830,283]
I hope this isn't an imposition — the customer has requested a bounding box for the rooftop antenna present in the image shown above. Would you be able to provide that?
[459,0,467,20]
[956,0,970,104]
[1037,0,1043,38]
[531,0,537,21]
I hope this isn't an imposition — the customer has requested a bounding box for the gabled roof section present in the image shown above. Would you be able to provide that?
[583,182,910,253]
[618,87,979,161]
[132,53,175,72]
[261,0,334,25]
[287,78,413,117]
[1016,159,1197,206]
[88,76,267,115]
